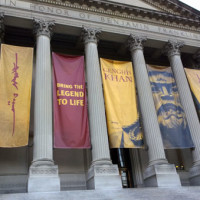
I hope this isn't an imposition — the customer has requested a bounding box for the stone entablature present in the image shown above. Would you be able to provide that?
[32,0,200,30]
[142,0,200,19]
[1,0,200,48]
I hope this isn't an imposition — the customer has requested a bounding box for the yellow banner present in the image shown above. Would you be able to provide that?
[0,44,33,147]
[185,68,200,116]
[100,58,143,148]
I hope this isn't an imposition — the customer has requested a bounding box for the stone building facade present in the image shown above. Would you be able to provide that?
[0,0,200,194]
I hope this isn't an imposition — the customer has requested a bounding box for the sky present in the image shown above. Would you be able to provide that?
[179,0,200,11]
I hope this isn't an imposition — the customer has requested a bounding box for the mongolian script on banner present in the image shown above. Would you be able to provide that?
[100,58,143,148]
[8,53,19,136]
[147,65,194,149]
[52,53,90,148]
[185,68,200,116]
[0,44,33,147]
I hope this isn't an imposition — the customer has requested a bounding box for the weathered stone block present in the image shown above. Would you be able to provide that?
[87,164,122,190]
[144,164,181,187]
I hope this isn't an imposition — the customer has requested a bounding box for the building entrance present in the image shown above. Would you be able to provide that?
[111,149,134,188]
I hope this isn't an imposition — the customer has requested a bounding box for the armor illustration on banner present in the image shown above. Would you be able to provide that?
[100,58,143,148]
[185,68,200,117]
[0,44,33,147]
[147,65,194,149]
[52,53,90,148]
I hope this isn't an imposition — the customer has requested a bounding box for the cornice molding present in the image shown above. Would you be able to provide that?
[142,0,199,20]
[35,0,200,32]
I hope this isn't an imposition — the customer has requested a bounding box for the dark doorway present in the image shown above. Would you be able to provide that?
[110,148,134,188]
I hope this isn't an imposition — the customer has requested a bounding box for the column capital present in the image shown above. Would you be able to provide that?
[81,26,101,44]
[0,13,5,42]
[128,34,147,52]
[164,40,184,57]
[33,18,55,38]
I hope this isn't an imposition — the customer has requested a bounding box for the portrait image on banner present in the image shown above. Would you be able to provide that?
[0,44,33,147]
[185,68,200,116]
[100,58,143,148]
[52,53,90,149]
[147,65,194,149]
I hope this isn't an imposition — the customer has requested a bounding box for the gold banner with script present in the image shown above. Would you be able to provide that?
[0,44,33,147]
[100,58,143,148]
[185,68,200,116]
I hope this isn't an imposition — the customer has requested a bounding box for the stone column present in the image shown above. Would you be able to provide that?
[128,35,181,187]
[82,27,121,190]
[0,13,4,52]
[164,40,200,185]
[28,19,60,193]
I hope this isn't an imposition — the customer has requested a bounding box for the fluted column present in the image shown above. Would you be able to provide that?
[28,19,60,193]
[128,35,181,187]
[128,35,167,166]
[164,40,200,185]
[82,27,111,165]
[32,19,54,163]
[82,27,121,190]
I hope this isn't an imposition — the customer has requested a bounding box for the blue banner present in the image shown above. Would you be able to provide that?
[147,65,194,149]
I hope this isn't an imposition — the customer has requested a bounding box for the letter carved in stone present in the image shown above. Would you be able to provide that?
[31,168,57,175]
[94,166,119,175]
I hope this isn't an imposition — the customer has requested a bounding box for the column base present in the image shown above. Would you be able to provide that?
[28,160,60,193]
[144,164,181,187]
[189,164,200,185]
[87,164,122,190]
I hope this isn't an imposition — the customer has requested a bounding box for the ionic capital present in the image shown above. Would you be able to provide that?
[128,34,147,52]
[33,19,55,38]
[81,26,101,44]
[164,40,184,57]
[0,13,5,42]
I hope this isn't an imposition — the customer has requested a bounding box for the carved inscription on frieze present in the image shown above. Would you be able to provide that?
[1,0,200,40]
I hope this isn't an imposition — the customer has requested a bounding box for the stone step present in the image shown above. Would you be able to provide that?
[1,187,200,200]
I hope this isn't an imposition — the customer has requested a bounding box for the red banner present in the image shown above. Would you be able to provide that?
[52,53,90,148]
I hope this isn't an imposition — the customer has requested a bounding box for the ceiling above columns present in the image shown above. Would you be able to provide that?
[1,0,200,67]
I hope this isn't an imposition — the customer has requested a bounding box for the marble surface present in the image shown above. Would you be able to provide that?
[1,187,200,200]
